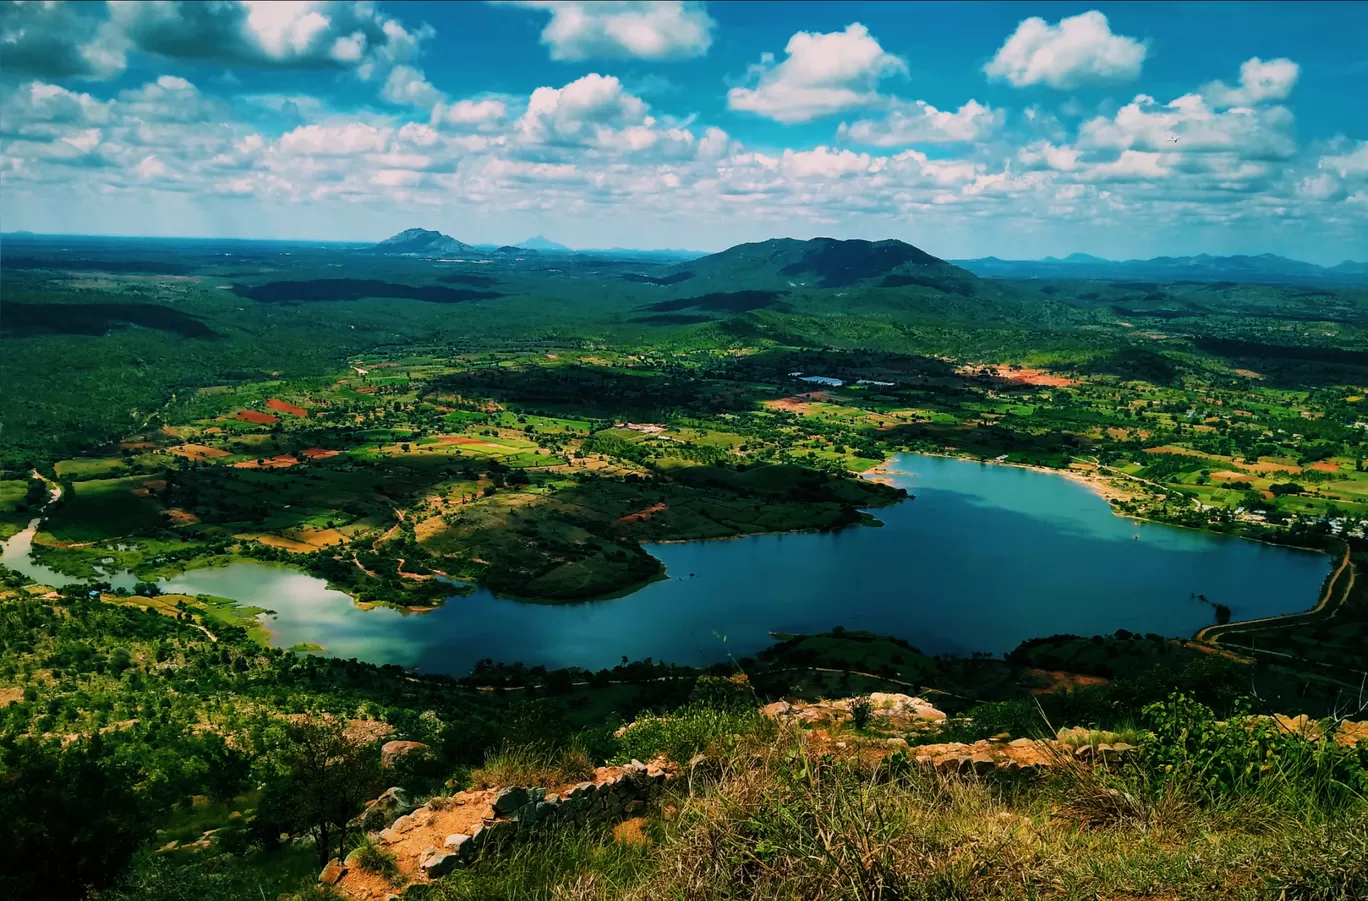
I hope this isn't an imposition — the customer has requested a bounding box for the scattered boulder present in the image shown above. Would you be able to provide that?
[381,739,433,769]
[318,858,347,885]
[419,847,460,877]
[492,786,531,815]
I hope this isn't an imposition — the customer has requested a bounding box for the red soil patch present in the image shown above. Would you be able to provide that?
[120,441,156,450]
[764,391,832,413]
[354,386,378,395]
[131,488,151,497]
[233,454,299,470]
[166,509,200,525]
[171,443,230,461]
[1211,471,1252,482]
[266,398,309,418]
[142,480,167,491]
[439,435,485,445]
[233,409,279,425]
[992,366,1077,387]
[615,502,667,525]
[299,447,340,460]
[1310,461,1340,472]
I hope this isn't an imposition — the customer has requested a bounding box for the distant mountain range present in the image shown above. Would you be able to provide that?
[953,252,1368,284]
[368,229,697,260]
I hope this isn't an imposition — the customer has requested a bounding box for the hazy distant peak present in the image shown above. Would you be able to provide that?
[518,235,571,252]
[372,228,472,257]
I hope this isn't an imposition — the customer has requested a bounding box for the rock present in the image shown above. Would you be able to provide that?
[493,786,530,815]
[625,799,645,814]
[420,847,461,877]
[390,813,414,834]
[409,806,434,827]
[445,833,471,853]
[318,858,347,885]
[378,827,403,844]
[381,739,432,769]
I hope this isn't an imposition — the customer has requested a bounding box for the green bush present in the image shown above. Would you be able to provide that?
[1139,693,1368,813]
[613,704,765,764]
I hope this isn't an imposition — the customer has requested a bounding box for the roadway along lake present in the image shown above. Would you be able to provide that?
[148,453,1332,675]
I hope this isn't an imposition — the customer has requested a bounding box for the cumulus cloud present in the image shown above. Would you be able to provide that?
[278,122,392,156]
[1079,92,1296,160]
[838,99,1002,146]
[0,0,433,81]
[1202,57,1300,108]
[432,98,510,130]
[1320,141,1368,179]
[1017,141,1081,172]
[985,11,1146,89]
[516,73,649,145]
[383,65,443,108]
[496,0,714,61]
[0,0,127,79]
[727,24,906,124]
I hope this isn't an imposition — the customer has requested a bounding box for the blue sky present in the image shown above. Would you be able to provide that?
[2,1,1366,262]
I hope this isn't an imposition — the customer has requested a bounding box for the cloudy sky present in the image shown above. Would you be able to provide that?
[2,1,1366,262]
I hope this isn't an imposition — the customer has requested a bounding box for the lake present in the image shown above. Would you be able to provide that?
[3,454,1331,676]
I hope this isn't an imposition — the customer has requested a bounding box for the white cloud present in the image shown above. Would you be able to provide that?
[838,99,1002,146]
[1079,93,1296,160]
[432,98,509,130]
[383,65,443,108]
[727,24,906,124]
[279,122,392,156]
[781,146,880,179]
[1298,173,1346,202]
[134,154,173,180]
[0,0,127,79]
[497,1,714,61]
[1018,141,1081,172]
[110,1,430,70]
[117,75,218,123]
[1202,57,1299,108]
[985,11,1146,89]
[516,74,649,145]
[1089,150,1170,182]
[1318,141,1368,179]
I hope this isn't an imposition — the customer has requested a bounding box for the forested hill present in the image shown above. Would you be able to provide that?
[646,237,981,294]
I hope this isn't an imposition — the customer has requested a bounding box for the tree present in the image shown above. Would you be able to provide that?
[257,719,381,866]
[0,735,152,901]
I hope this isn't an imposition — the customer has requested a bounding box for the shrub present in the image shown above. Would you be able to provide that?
[1139,693,1368,813]
[849,697,873,731]
[614,704,766,765]
[351,838,398,879]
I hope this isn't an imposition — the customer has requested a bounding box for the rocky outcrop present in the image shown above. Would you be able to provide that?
[762,692,946,732]
[329,758,674,899]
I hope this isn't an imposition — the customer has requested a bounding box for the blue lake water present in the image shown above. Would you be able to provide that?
[3,454,1331,675]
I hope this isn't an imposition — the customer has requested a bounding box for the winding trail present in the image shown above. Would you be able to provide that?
[1195,542,1354,645]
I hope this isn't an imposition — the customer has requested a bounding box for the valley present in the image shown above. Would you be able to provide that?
[4,230,1368,900]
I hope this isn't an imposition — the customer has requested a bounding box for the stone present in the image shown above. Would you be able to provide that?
[378,827,403,844]
[318,858,347,885]
[390,813,414,833]
[420,847,461,877]
[625,799,645,814]
[376,786,413,814]
[381,739,432,769]
[493,786,531,815]
[445,833,471,853]
[570,781,595,799]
